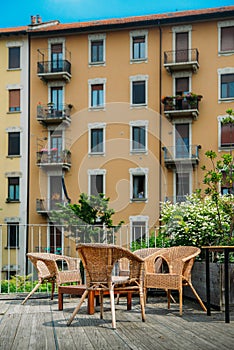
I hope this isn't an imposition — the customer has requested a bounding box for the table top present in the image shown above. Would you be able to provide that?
[202,246,234,251]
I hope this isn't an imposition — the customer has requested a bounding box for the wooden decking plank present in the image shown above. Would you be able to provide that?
[0,313,22,350]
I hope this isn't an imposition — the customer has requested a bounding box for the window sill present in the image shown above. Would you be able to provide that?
[7,111,21,114]
[89,106,105,111]
[131,198,147,202]
[7,155,21,158]
[218,50,234,56]
[89,61,106,67]
[130,104,147,109]
[4,246,20,249]
[5,200,20,203]
[7,68,21,71]
[130,150,147,155]
[88,152,105,157]
[130,58,147,64]
[218,98,234,103]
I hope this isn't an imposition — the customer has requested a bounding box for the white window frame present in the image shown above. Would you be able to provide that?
[130,29,148,63]
[129,215,149,243]
[6,127,22,157]
[88,122,106,156]
[48,81,65,106]
[173,120,192,158]
[130,75,148,107]
[218,67,234,102]
[129,120,148,154]
[88,78,106,109]
[48,37,66,59]
[218,20,234,55]
[217,114,234,150]
[88,33,106,66]
[129,167,148,202]
[6,41,23,70]
[88,169,106,196]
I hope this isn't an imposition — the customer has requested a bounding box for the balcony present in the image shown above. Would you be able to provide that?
[37,48,71,82]
[164,49,199,73]
[36,149,71,170]
[36,198,66,215]
[161,93,203,121]
[37,103,72,125]
[162,145,201,169]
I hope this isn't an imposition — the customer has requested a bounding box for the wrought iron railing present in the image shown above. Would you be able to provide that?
[37,60,71,75]
[162,145,201,161]
[164,48,199,65]
[37,104,72,123]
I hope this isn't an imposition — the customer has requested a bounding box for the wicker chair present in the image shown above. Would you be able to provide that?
[67,243,146,329]
[144,246,207,315]
[22,252,81,305]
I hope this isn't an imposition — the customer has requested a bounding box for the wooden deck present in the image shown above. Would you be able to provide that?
[0,293,233,350]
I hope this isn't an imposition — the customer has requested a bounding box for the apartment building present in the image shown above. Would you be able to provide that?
[0,6,234,263]
[0,26,29,277]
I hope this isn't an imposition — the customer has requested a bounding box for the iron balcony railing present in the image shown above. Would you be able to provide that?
[161,94,202,120]
[162,145,201,168]
[164,49,199,73]
[36,149,71,170]
[164,195,187,204]
[37,103,72,125]
[36,198,66,213]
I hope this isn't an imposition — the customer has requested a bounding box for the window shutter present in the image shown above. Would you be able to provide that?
[221,123,234,146]
[9,90,20,109]
[221,27,234,51]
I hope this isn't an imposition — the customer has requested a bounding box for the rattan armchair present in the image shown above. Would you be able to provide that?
[22,252,81,305]
[67,243,146,329]
[144,246,207,315]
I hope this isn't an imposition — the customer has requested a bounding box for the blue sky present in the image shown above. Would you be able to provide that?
[1,0,233,28]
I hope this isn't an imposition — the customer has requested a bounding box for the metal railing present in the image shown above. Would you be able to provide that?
[37,103,72,124]
[162,145,201,162]
[37,60,71,76]
[0,223,156,294]
[164,48,199,65]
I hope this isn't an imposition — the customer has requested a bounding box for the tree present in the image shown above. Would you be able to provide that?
[50,193,124,243]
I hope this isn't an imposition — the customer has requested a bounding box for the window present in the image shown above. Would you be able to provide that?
[7,223,19,248]
[9,47,20,69]
[175,123,190,158]
[91,84,104,107]
[221,74,234,99]
[9,89,20,112]
[89,78,106,109]
[218,21,234,53]
[8,177,19,201]
[129,216,149,243]
[175,172,190,203]
[91,40,103,63]
[130,30,148,62]
[221,26,234,52]
[221,171,234,195]
[90,129,103,154]
[129,168,148,201]
[88,169,106,196]
[219,118,234,149]
[89,34,106,65]
[130,120,148,153]
[8,132,20,156]
[130,75,148,106]
[89,123,106,155]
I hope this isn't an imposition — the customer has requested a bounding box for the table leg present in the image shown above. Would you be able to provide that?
[127,292,132,310]
[58,291,63,311]
[88,291,95,315]
[205,249,211,316]
[224,249,230,323]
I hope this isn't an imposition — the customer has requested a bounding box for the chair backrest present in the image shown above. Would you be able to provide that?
[77,243,144,286]
[133,247,162,259]
[154,246,201,279]
[27,252,81,284]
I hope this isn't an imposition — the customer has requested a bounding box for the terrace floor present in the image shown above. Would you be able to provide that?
[0,293,233,350]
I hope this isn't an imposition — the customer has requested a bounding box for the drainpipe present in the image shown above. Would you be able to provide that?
[158,22,162,223]
[25,32,31,275]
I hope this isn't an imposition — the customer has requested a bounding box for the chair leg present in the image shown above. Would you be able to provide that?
[110,285,116,329]
[67,290,89,326]
[139,287,146,322]
[100,291,104,319]
[51,281,55,300]
[179,287,183,316]
[188,282,207,312]
[167,289,171,309]
[21,282,42,305]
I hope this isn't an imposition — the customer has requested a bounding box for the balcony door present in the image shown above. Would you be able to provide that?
[176,172,190,203]
[50,175,62,210]
[51,43,63,72]
[50,130,62,161]
[51,86,63,113]
[176,32,188,62]
[175,123,190,158]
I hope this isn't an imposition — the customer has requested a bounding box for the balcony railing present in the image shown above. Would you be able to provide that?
[164,48,199,73]
[162,145,201,168]
[36,149,71,170]
[37,104,72,125]
[36,198,66,214]
[164,195,187,204]
[37,60,71,82]
[161,94,202,120]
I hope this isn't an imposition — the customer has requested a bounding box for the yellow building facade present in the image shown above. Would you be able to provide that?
[0,7,234,267]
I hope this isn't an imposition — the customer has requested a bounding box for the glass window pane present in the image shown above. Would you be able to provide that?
[9,47,20,69]
[8,132,20,156]
[132,81,145,104]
